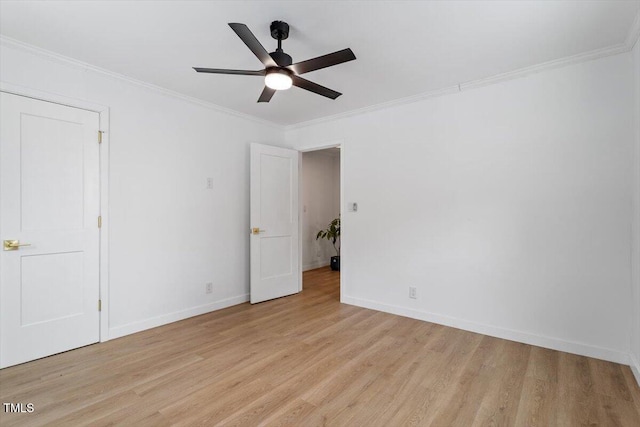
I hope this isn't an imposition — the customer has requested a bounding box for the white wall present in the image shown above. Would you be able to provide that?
[0,41,285,338]
[287,52,635,363]
[2,36,637,370]
[301,150,340,271]
[631,38,640,382]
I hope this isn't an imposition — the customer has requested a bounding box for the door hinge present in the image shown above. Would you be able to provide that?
[98,216,102,228]
[98,131,103,144]
[98,299,102,311]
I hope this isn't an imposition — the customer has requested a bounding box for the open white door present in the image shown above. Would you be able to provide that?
[250,143,300,303]
[0,93,101,368]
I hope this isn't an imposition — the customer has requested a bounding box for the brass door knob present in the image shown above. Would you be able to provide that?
[3,240,31,251]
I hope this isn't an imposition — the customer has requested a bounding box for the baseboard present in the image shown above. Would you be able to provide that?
[303,260,330,271]
[341,295,629,365]
[108,294,249,339]
[631,353,640,387]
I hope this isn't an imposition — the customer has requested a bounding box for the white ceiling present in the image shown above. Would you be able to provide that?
[1,1,638,126]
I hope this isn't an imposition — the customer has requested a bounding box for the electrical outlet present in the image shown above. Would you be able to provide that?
[206,178,213,189]
[206,282,213,294]
[409,286,417,299]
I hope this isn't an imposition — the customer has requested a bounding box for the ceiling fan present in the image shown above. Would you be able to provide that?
[193,21,356,103]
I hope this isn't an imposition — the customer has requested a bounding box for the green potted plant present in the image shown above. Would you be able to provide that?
[316,217,340,271]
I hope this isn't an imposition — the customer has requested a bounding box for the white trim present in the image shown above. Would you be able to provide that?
[0,36,281,131]
[339,141,345,303]
[287,86,461,131]
[1,82,112,344]
[626,9,640,50]
[108,294,249,339]
[298,139,344,153]
[631,353,640,387]
[286,10,640,132]
[298,143,343,285]
[1,81,106,114]
[341,295,630,365]
[296,140,344,299]
[630,7,640,390]
[459,44,628,92]
[298,152,303,293]
[98,111,110,343]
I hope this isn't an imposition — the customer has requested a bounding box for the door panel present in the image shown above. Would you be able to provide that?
[260,236,293,279]
[21,114,85,231]
[250,143,299,303]
[260,154,293,225]
[0,92,100,368]
[21,252,84,326]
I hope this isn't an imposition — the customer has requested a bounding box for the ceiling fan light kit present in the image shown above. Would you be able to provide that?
[265,68,293,90]
[193,20,356,103]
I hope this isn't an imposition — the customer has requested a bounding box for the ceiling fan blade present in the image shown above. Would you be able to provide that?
[288,48,356,75]
[257,86,276,103]
[228,23,277,68]
[291,75,341,100]
[193,68,265,76]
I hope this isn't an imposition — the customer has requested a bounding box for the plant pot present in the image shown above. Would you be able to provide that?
[330,256,340,271]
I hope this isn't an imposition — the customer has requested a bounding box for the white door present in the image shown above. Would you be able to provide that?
[250,143,300,303]
[0,93,101,368]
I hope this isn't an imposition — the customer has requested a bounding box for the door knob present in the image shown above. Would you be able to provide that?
[251,228,266,235]
[4,240,31,251]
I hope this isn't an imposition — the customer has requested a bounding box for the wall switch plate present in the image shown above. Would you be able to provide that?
[409,287,417,299]
[348,202,358,212]
[206,282,213,294]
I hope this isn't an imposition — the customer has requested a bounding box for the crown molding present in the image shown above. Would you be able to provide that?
[286,85,462,131]
[461,8,640,93]
[0,35,284,131]
[458,42,629,92]
[287,8,640,132]
[288,42,632,131]
[626,8,640,50]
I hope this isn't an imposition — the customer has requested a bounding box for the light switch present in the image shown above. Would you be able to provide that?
[348,202,358,212]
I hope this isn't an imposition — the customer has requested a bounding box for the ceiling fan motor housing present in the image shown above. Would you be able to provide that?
[270,21,289,40]
[269,21,292,66]
[270,50,292,66]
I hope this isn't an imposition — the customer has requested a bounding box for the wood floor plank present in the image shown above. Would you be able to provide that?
[555,352,601,426]
[622,366,640,415]
[589,357,634,402]
[526,346,559,383]
[428,335,504,426]
[597,393,640,426]
[257,399,317,427]
[1,266,638,426]
[514,378,558,427]
[471,340,530,427]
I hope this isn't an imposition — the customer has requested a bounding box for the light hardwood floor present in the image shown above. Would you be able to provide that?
[1,267,639,426]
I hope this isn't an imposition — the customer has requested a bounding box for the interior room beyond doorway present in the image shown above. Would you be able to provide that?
[301,147,341,297]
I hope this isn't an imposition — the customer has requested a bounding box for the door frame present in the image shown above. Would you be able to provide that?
[0,82,111,342]
[298,139,345,301]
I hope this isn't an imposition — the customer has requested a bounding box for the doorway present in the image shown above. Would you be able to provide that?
[301,146,341,299]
